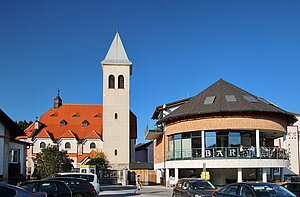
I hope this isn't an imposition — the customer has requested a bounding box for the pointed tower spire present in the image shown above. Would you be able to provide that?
[101,33,132,65]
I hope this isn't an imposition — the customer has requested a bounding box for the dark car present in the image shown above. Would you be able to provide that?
[45,177,97,197]
[0,183,46,197]
[211,182,296,197]
[172,178,216,197]
[282,182,300,196]
[19,180,72,197]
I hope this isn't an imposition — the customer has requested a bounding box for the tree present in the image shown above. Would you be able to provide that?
[16,120,33,130]
[35,145,73,178]
[86,150,110,171]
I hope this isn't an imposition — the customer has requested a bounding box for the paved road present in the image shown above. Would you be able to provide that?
[99,184,173,197]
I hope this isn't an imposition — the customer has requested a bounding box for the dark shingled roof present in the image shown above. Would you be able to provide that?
[159,79,296,124]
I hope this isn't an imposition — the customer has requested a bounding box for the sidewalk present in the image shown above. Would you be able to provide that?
[99,184,173,197]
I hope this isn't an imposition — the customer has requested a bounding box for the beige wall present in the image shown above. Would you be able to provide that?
[166,115,287,135]
[102,65,131,169]
[33,138,54,154]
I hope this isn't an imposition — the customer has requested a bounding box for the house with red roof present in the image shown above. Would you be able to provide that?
[17,32,137,178]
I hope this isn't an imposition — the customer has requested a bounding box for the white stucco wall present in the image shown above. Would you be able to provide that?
[9,142,26,175]
[82,139,103,154]
[59,139,78,153]
[33,138,54,153]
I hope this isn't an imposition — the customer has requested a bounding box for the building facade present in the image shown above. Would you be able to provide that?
[17,33,137,177]
[0,109,28,183]
[145,79,296,186]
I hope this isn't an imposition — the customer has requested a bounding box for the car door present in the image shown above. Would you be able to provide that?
[238,185,256,197]
[218,185,240,197]
[174,180,184,197]
[37,181,71,197]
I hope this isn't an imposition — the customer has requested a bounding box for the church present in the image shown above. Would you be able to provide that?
[17,32,137,176]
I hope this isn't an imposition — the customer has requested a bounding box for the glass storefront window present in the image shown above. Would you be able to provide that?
[205,132,216,148]
[229,132,241,147]
[182,133,191,158]
[174,134,182,159]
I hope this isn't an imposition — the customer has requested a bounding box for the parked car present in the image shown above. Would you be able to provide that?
[50,172,100,194]
[45,177,97,197]
[19,180,72,197]
[0,183,46,197]
[282,182,300,196]
[172,178,216,197]
[211,182,296,197]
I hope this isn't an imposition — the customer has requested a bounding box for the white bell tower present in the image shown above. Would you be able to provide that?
[101,32,132,170]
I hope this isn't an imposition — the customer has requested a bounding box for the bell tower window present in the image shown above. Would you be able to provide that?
[108,75,115,89]
[114,149,118,156]
[118,75,124,89]
[115,113,118,119]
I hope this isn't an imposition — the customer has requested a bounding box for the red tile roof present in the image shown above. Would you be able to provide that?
[35,130,52,138]
[84,130,101,139]
[24,104,103,140]
[60,130,77,138]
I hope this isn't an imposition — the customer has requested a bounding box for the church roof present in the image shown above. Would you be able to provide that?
[101,33,132,65]
[35,130,52,139]
[159,79,296,124]
[84,130,101,139]
[60,130,77,138]
[23,104,103,140]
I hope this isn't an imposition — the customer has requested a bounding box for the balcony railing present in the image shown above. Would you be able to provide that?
[167,147,289,161]
[144,124,163,140]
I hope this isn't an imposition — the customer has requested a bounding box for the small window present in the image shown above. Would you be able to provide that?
[118,75,124,89]
[243,95,258,103]
[60,120,67,126]
[90,142,96,149]
[40,142,46,149]
[82,120,90,127]
[65,142,71,149]
[114,149,118,156]
[115,113,118,119]
[72,114,80,117]
[108,75,115,89]
[50,114,57,117]
[204,96,216,105]
[94,115,101,117]
[9,149,20,163]
[225,95,237,102]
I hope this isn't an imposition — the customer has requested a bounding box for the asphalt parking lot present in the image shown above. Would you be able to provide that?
[99,184,173,197]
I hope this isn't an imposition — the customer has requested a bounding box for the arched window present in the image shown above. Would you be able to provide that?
[82,120,90,127]
[108,75,115,89]
[65,142,71,149]
[90,142,96,149]
[114,113,118,119]
[118,75,124,89]
[40,142,46,149]
[114,149,118,156]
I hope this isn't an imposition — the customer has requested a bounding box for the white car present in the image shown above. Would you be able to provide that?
[52,172,101,194]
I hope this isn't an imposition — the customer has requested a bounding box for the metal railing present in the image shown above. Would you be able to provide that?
[167,147,289,160]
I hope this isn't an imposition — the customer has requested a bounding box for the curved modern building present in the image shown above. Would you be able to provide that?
[145,79,296,186]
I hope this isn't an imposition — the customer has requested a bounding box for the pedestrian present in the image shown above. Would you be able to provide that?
[134,174,142,194]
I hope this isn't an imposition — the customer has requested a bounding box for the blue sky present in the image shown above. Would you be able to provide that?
[0,0,299,144]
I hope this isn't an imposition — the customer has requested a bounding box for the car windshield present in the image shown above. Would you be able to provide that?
[189,180,215,190]
[251,184,296,197]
